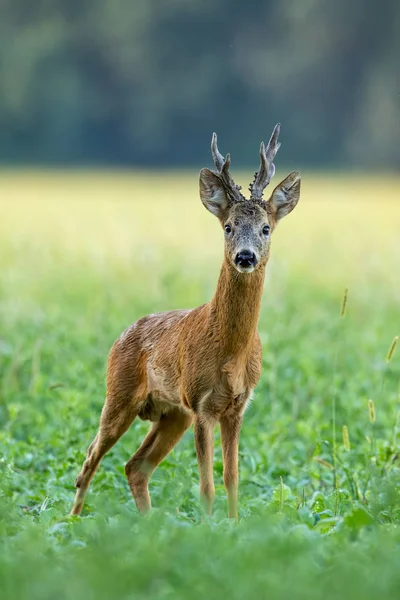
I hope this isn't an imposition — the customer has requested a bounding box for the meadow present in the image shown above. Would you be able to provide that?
[0,171,399,599]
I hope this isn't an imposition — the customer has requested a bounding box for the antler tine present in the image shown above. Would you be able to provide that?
[211,133,225,171]
[249,123,281,200]
[210,133,244,202]
[265,122,281,162]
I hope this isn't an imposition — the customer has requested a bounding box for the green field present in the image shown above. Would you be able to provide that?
[1,171,400,599]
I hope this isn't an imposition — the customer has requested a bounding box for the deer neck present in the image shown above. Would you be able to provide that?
[209,259,266,355]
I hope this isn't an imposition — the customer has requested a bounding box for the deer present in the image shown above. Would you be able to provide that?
[71,124,300,520]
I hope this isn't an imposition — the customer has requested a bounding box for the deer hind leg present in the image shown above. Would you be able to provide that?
[71,396,137,516]
[220,412,243,520]
[125,406,193,514]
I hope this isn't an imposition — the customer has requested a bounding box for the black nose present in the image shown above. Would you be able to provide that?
[235,250,257,268]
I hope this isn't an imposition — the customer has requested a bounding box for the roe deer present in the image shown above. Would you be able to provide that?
[71,124,300,519]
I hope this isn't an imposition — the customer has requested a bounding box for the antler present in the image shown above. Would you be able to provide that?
[249,123,281,200]
[211,133,245,203]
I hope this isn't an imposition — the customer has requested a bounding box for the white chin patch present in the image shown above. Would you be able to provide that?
[236,265,255,274]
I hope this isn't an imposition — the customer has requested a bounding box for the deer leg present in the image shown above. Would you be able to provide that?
[125,407,193,514]
[71,396,137,516]
[220,413,243,520]
[194,415,216,515]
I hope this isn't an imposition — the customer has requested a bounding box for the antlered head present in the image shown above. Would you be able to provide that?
[199,125,301,273]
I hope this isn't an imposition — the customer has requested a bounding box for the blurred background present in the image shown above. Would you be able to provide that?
[1,4,400,595]
[0,0,399,170]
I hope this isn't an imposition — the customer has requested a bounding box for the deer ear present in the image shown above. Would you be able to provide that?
[199,168,229,218]
[269,171,301,221]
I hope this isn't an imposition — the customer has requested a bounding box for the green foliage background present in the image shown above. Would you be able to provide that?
[1,172,400,598]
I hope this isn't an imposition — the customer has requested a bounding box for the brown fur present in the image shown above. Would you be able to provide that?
[71,129,301,519]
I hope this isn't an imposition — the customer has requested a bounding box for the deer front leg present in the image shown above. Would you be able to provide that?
[220,412,243,520]
[194,416,215,515]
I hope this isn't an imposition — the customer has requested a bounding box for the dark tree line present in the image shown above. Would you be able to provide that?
[0,0,399,168]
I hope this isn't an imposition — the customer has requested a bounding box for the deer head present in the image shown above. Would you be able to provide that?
[199,124,301,273]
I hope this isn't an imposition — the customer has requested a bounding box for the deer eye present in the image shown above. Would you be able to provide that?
[224,224,232,234]
[262,225,270,236]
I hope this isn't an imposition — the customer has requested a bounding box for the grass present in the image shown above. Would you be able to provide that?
[0,170,399,599]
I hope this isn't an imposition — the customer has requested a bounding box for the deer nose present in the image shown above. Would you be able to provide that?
[235,250,257,268]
